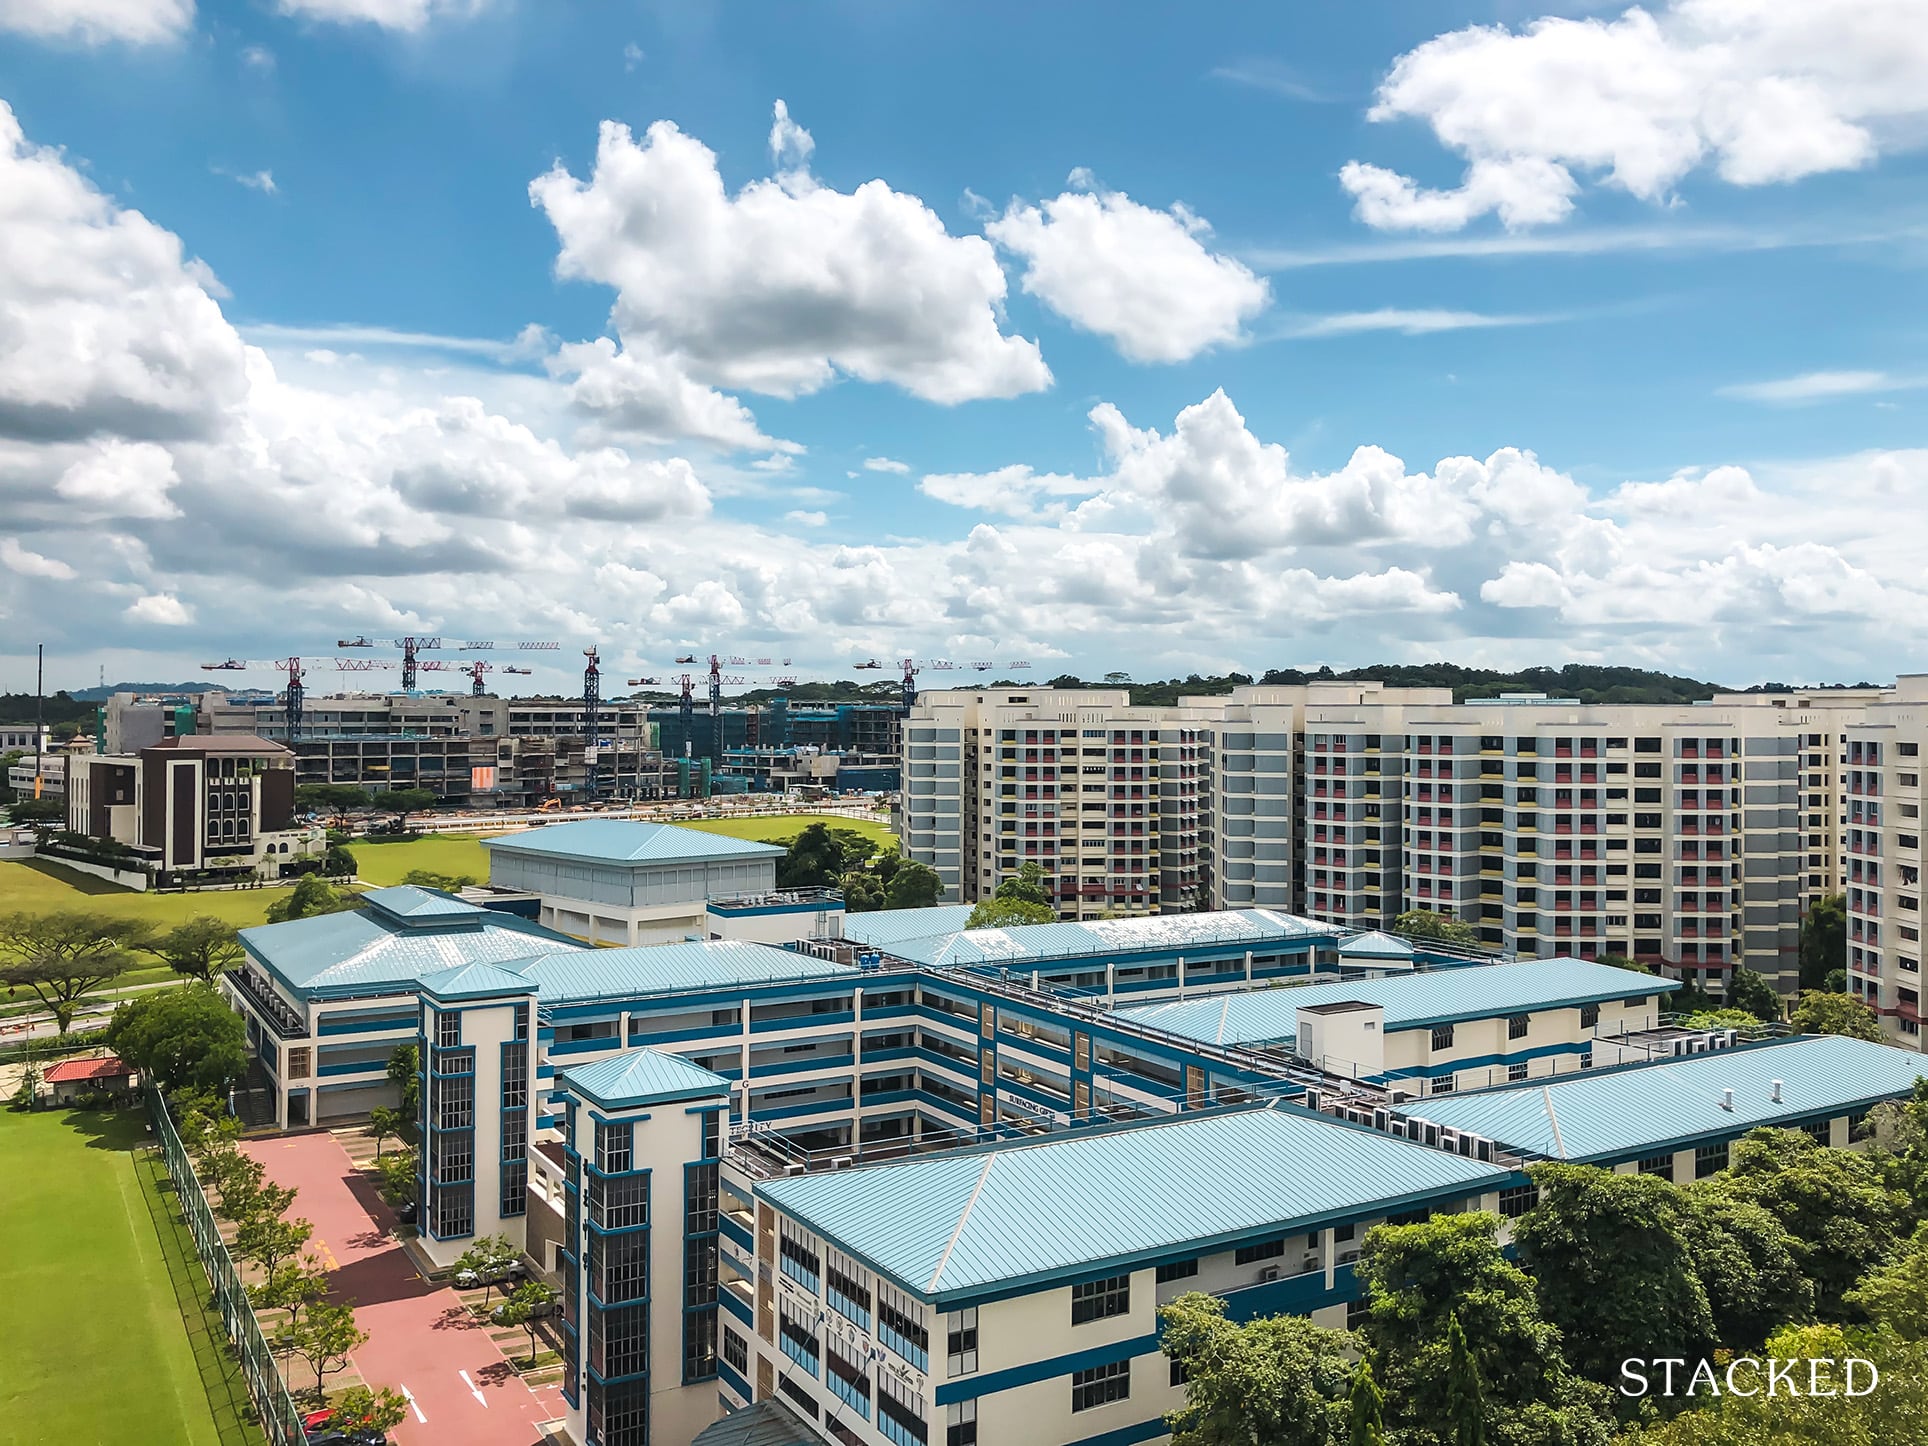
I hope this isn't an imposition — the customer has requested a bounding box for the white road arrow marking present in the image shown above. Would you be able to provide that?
[400,1384,426,1423]
[459,1369,489,1407]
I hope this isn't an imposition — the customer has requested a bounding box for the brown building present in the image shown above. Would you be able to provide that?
[66,735,323,879]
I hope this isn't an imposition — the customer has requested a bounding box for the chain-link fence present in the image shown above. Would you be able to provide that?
[148,1092,310,1446]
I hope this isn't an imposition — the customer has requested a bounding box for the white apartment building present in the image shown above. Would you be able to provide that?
[901,684,1895,992]
[1844,676,1928,1048]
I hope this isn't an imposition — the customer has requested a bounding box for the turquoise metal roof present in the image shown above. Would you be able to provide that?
[1339,930,1416,960]
[878,908,1334,970]
[239,906,582,1000]
[419,961,538,1000]
[1405,1035,1928,1162]
[481,820,784,867]
[510,939,854,1004]
[840,905,977,948]
[759,1104,1506,1304]
[1115,958,1676,1047]
[690,1400,819,1446]
[362,884,478,920]
[559,1046,731,1109]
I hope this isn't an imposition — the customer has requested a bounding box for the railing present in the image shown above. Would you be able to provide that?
[228,967,308,1039]
[710,887,845,910]
[149,1092,308,1446]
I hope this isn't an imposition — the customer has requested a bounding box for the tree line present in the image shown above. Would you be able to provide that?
[1163,1090,1928,1445]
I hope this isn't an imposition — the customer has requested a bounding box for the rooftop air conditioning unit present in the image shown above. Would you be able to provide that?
[1302,1088,1322,1112]
[1389,1089,1412,1104]
[1439,1129,1458,1151]
[1257,1265,1282,1283]
[1338,1250,1361,1265]
[1302,1254,1321,1273]
[1372,1109,1391,1132]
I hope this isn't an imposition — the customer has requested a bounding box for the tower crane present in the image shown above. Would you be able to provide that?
[892,658,958,714]
[970,660,1034,672]
[195,658,307,735]
[335,636,559,690]
[583,647,601,801]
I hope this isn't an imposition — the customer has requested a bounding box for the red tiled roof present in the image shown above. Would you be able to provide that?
[44,1055,135,1083]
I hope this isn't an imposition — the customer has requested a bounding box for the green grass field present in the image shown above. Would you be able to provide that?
[352,811,897,886]
[0,1107,256,1445]
[0,812,896,927]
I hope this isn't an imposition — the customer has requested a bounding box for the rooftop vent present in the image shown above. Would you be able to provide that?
[1720,1088,1735,1112]
[1771,1079,1783,1104]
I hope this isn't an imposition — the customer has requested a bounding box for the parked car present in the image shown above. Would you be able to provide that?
[302,1407,387,1445]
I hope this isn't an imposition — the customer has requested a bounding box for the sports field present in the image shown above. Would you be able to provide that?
[0,1107,256,1445]
[0,811,896,925]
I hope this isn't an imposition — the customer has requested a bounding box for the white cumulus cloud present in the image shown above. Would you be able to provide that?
[125,592,193,625]
[275,0,487,30]
[531,102,1051,404]
[0,0,194,45]
[987,181,1269,363]
[1343,0,1928,231]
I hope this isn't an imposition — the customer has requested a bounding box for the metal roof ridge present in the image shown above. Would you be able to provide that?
[1541,1085,1568,1159]
[1214,996,1232,1047]
[926,1153,1000,1294]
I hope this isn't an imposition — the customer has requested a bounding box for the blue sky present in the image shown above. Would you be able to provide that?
[2,0,1926,695]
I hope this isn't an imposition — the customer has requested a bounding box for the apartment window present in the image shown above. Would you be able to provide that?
[685,1162,719,1235]
[1235,1238,1285,1265]
[1695,1142,1730,1178]
[588,1172,649,1231]
[1638,1154,1674,1178]
[946,1401,978,1446]
[1431,1024,1455,1051]
[595,1122,633,1176]
[1071,1275,1131,1324]
[1803,1120,1833,1146]
[1580,1004,1601,1029]
[1347,1298,1371,1330]
[436,1011,461,1048]
[946,1308,979,1376]
[1156,1259,1199,1284]
[878,1371,927,1446]
[1507,1062,1529,1082]
[684,1236,717,1307]
[1071,1360,1132,1412]
[721,1324,748,1374]
[1507,1014,1529,1040]
[1499,1184,1539,1218]
[589,1229,649,1305]
[1431,1075,1457,1095]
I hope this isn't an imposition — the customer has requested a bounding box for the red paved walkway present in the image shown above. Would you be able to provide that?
[245,1133,563,1446]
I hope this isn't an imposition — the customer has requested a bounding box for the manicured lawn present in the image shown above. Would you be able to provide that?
[0,1107,256,1445]
[350,811,897,886]
[0,858,295,928]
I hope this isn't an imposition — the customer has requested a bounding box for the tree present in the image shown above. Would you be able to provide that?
[402,868,475,893]
[454,1234,521,1305]
[1355,1213,1612,1446]
[288,1303,368,1403]
[234,1213,315,1280]
[295,783,370,816]
[387,1043,420,1121]
[1799,893,1847,991]
[1512,1164,1714,1390]
[1845,1221,1928,1338]
[1443,1314,1486,1446]
[381,787,439,832]
[266,874,360,924]
[1392,910,1479,948]
[966,897,1056,928]
[492,1280,556,1365]
[1347,1360,1387,1446]
[320,844,357,877]
[883,860,943,910]
[143,917,245,984]
[0,911,152,1034]
[994,861,1051,906]
[1676,1008,1764,1030]
[9,797,63,824]
[368,1106,402,1161]
[1702,1127,1909,1316]
[1789,990,1882,1041]
[106,985,249,1093]
[247,1255,330,1353]
[374,1148,417,1210]
[1726,966,1783,1023]
[1632,1322,1928,1445]
[838,871,884,912]
[1676,1190,1813,1349]
[776,823,850,889]
[1158,1291,1355,1446]
[326,1385,409,1438]
[220,1170,297,1228]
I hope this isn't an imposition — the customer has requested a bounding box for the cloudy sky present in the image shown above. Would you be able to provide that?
[2,0,1927,697]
